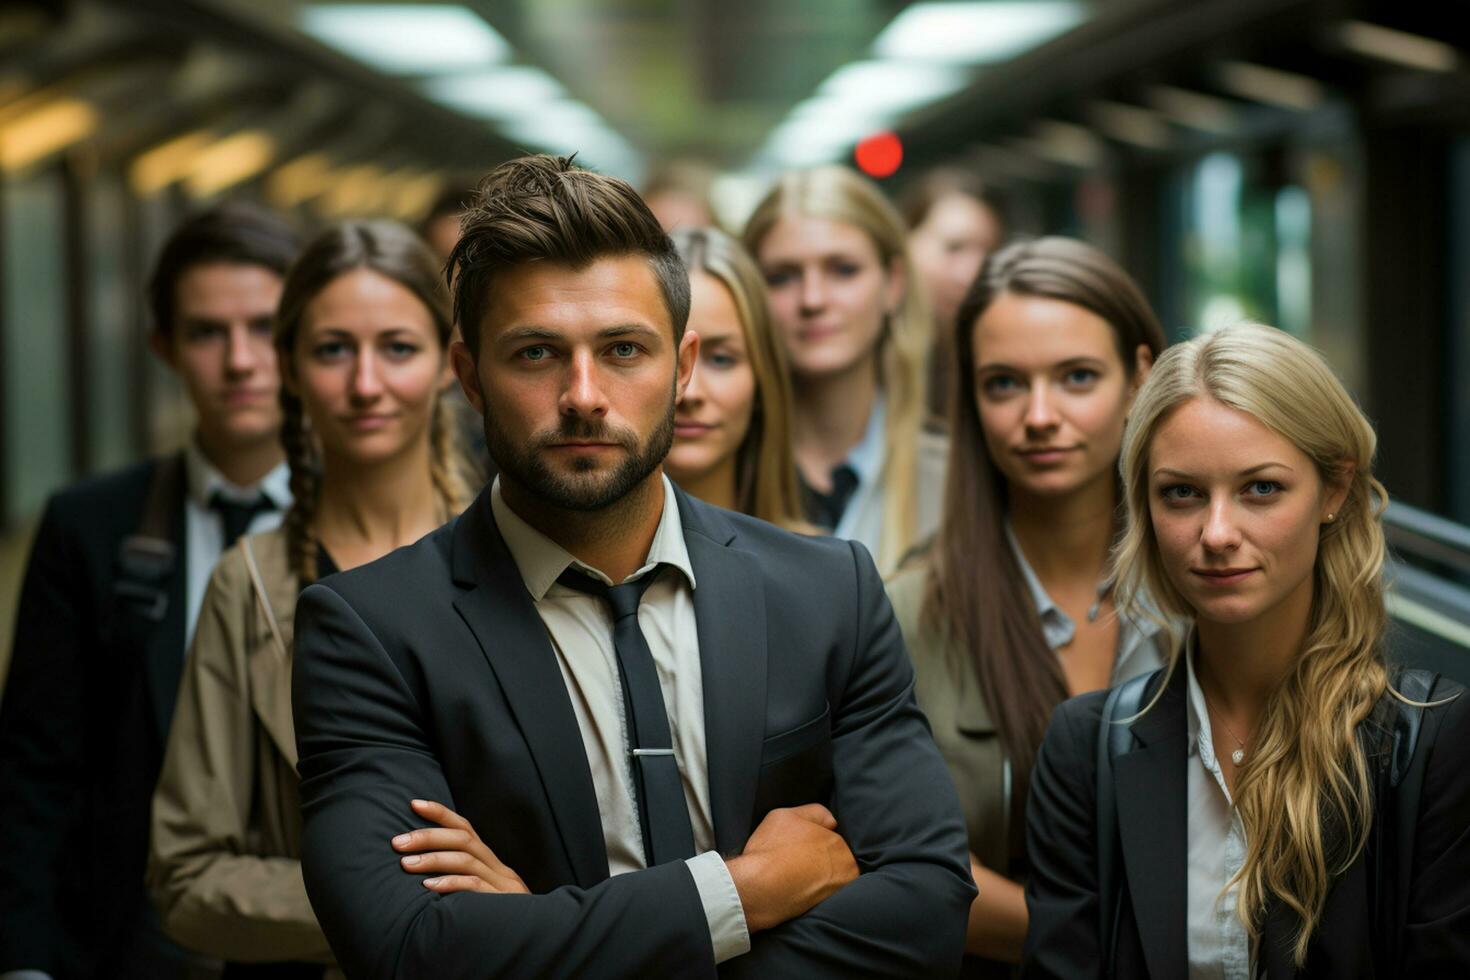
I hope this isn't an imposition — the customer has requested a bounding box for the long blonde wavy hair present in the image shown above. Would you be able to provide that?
[1114,323,1390,965]
[742,166,932,568]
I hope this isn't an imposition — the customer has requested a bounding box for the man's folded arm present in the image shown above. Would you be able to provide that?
[291,582,718,980]
[722,541,976,979]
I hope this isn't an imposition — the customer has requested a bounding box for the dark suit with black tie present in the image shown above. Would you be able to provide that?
[291,483,975,979]
[0,451,284,979]
[0,457,193,978]
[1023,667,1470,979]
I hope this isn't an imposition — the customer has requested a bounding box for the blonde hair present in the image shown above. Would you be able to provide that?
[670,227,807,529]
[742,166,932,566]
[1114,323,1390,964]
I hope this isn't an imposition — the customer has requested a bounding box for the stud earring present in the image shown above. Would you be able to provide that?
[1325,513,1336,523]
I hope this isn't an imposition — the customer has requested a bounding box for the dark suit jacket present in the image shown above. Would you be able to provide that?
[1022,666,1470,979]
[0,456,191,977]
[291,485,976,979]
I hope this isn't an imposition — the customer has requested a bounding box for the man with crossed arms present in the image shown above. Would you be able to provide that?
[290,154,974,978]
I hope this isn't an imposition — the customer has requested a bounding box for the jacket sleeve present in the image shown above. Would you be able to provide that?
[1401,688,1470,971]
[148,555,332,963]
[0,499,88,974]
[291,581,717,980]
[1020,697,1103,980]
[721,541,976,979]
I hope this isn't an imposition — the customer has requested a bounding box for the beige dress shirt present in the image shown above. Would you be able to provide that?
[490,475,750,963]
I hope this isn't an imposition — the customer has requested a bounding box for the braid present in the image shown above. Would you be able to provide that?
[280,388,323,585]
[429,395,474,516]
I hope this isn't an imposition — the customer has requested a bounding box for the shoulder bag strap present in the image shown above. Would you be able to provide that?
[239,536,289,661]
[1096,671,1153,977]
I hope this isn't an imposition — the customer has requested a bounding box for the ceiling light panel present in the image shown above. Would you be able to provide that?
[1336,21,1459,73]
[1218,62,1325,110]
[424,66,566,120]
[874,1,1088,63]
[819,61,970,118]
[299,5,511,75]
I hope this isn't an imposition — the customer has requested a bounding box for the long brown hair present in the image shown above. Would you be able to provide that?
[669,227,806,529]
[922,236,1165,804]
[274,220,473,584]
[742,166,932,569]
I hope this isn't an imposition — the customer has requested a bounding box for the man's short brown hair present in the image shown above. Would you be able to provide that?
[447,155,691,356]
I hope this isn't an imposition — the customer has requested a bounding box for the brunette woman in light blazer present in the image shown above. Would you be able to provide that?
[147,221,472,977]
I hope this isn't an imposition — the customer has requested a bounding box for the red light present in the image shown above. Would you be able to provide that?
[854,131,903,178]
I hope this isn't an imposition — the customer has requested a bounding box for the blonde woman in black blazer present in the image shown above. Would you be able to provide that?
[1024,325,1470,978]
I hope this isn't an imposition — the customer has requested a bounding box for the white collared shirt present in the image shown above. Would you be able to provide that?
[490,475,750,964]
[831,394,888,547]
[1184,650,1256,980]
[182,439,291,649]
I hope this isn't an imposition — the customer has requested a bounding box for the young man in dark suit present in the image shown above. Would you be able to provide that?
[290,154,975,979]
[0,204,299,980]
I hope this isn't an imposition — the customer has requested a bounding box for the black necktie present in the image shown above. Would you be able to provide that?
[556,565,697,866]
[209,491,275,550]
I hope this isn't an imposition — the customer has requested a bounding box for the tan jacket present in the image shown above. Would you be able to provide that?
[887,562,1013,874]
[148,527,340,976]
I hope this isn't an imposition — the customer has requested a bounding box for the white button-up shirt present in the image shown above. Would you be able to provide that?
[490,475,750,964]
[1184,651,1256,980]
[182,438,290,648]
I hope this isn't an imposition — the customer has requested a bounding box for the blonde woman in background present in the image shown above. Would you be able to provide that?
[148,221,472,978]
[664,226,808,530]
[744,166,944,571]
[1024,323,1470,978]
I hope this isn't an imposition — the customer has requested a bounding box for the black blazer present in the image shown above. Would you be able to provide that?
[290,485,976,979]
[0,455,191,977]
[1022,666,1470,979]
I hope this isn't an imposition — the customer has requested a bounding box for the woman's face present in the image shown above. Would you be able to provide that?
[666,270,757,484]
[973,291,1149,501]
[908,193,1002,326]
[756,215,904,380]
[1147,396,1349,626]
[293,268,449,467]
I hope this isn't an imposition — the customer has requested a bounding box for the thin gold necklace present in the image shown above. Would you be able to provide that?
[1199,684,1249,766]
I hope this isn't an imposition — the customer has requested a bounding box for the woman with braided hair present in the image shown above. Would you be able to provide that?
[147,220,472,976]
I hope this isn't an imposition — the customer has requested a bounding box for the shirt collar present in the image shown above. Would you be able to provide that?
[490,474,696,602]
[1004,521,1167,669]
[183,436,292,509]
[1183,636,1214,761]
[843,394,887,486]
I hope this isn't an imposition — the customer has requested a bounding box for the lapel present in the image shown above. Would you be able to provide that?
[1114,667,1189,980]
[675,489,769,855]
[449,490,609,887]
[142,454,189,743]
[244,537,302,768]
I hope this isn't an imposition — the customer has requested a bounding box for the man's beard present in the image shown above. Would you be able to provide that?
[483,396,675,512]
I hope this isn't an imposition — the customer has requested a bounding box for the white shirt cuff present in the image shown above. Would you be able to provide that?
[684,850,751,963]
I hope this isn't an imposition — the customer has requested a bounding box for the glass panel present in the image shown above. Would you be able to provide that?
[87,172,134,473]
[3,170,72,524]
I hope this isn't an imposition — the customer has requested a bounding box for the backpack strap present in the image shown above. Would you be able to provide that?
[112,454,185,621]
[1096,670,1155,977]
[1372,668,1440,975]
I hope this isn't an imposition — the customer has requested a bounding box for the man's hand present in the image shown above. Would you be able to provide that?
[390,799,531,895]
[725,804,859,932]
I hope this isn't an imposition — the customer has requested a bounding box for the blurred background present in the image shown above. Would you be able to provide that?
[2,0,1467,672]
